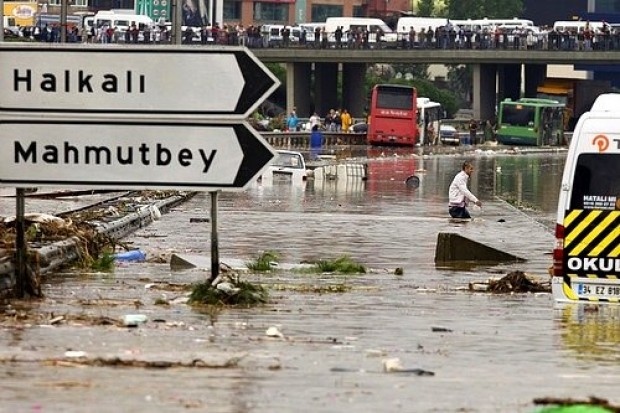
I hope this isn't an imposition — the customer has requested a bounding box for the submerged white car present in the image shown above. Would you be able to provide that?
[261,150,307,182]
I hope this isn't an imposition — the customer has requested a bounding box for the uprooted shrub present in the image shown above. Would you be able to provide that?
[189,279,269,307]
[246,251,279,272]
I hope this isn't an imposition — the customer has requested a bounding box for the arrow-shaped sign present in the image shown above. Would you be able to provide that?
[0,120,276,191]
[0,44,280,118]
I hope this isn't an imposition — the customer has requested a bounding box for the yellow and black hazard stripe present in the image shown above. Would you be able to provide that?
[562,209,620,303]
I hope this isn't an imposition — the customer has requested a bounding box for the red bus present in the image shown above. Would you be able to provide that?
[367,84,418,146]
[367,84,442,146]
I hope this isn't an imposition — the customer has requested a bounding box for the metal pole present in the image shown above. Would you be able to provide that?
[60,0,68,43]
[209,191,219,282]
[0,0,5,42]
[15,188,27,297]
[171,0,182,45]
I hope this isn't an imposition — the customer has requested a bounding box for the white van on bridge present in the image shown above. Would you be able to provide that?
[325,17,397,46]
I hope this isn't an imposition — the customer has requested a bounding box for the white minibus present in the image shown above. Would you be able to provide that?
[476,17,537,32]
[396,16,448,35]
[325,17,397,44]
[93,10,154,33]
[553,20,606,33]
[552,93,620,304]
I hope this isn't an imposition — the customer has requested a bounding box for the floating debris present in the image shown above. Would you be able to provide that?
[64,350,88,358]
[269,283,352,294]
[382,357,404,372]
[533,396,619,412]
[381,357,435,376]
[469,271,551,294]
[265,326,284,338]
[121,314,148,327]
[114,250,146,262]
[189,272,268,307]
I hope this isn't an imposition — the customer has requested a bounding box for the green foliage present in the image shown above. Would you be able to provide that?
[446,0,523,19]
[417,0,436,16]
[91,252,115,272]
[269,114,286,131]
[246,251,280,272]
[266,63,286,85]
[189,280,268,307]
[446,65,472,108]
[314,256,366,274]
[264,63,287,115]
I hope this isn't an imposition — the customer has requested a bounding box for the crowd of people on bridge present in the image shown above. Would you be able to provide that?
[14,20,620,51]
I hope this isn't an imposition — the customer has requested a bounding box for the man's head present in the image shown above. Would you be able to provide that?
[462,161,474,176]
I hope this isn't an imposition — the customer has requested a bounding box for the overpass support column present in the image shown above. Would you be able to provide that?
[497,64,521,103]
[524,64,546,98]
[314,62,339,118]
[472,64,497,123]
[286,62,313,117]
[342,63,367,120]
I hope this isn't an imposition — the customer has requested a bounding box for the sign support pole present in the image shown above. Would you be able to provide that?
[15,188,27,297]
[60,0,68,43]
[171,0,182,46]
[210,191,219,282]
[0,0,4,42]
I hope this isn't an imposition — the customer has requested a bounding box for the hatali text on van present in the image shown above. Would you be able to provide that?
[13,141,216,173]
[13,69,146,93]
[583,195,617,210]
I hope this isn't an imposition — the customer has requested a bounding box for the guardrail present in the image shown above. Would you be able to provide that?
[262,132,367,149]
[0,193,193,295]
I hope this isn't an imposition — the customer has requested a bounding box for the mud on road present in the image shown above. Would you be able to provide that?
[1,153,619,413]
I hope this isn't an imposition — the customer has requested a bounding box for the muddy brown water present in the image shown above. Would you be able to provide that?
[1,150,619,413]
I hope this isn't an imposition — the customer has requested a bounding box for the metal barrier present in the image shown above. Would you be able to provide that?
[313,162,368,181]
[262,132,367,149]
[0,193,193,293]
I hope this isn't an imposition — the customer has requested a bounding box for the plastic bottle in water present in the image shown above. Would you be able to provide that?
[114,250,146,262]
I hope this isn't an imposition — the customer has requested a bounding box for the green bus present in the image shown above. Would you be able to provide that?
[497,98,566,146]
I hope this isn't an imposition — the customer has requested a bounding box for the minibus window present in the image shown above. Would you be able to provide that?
[570,153,620,210]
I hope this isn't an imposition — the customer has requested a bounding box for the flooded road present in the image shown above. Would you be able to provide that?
[2,149,619,413]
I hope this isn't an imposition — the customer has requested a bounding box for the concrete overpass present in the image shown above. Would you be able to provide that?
[251,48,620,121]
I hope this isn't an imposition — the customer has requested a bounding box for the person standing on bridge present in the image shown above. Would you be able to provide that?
[448,161,482,219]
[286,109,299,132]
[341,109,352,133]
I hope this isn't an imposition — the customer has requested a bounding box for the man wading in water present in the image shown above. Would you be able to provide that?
[448,161,482,219]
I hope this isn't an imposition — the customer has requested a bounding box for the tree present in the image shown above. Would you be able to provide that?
[446,65,472,109]
[417,0,435,16]
[446,0,523,19]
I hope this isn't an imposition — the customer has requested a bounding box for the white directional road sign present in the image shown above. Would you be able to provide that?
[0,44,280,118]
[0,120,276,191]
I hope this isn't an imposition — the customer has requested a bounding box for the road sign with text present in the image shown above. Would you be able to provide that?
[0,44,279,118]
[0,120,276,191]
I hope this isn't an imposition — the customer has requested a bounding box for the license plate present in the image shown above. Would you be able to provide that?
[273,172,292,182]
[574,282,620,299]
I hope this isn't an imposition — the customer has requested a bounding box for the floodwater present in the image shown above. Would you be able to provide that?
[2,148,620,413]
